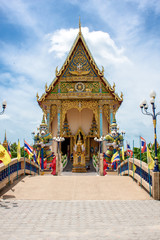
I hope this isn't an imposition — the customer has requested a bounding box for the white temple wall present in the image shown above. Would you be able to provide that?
[102,114,109,153]
[67,108,93,135]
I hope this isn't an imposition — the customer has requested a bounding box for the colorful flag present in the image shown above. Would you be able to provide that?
[17,139,21,161]
[24,140,33,155]
[147,146,154,170]
[140,137,147,153]
[33,149,37,164]
[111,152,120,164]
[126,142,133,157]
[7,142,11,158]
[0,144,11,166]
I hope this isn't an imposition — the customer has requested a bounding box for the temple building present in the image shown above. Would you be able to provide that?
[37,21,123,171]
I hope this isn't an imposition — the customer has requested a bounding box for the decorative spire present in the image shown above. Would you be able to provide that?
[4,130,7,141]
[79,16,81,34]
[3,130,8,149]
[42,113,46,124]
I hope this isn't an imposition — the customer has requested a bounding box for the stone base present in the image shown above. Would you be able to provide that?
[72,165,87,173]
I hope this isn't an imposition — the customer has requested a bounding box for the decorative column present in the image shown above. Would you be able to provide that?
[99,103,103,153]
[46,105,51,132]
[56,102,62,175]
[110,105,113,124]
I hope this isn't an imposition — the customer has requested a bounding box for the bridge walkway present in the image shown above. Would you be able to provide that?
[0,174,151,200]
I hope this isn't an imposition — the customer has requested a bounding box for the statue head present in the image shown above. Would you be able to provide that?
[110,118,118,137]
[40,113,48,136]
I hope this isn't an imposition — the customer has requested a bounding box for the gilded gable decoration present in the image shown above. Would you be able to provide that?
[62,43,97,78]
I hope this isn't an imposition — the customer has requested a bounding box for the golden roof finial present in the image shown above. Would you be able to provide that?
[120,92,123,100]
[55,66,58,76]
[45,83,48,92]
[101,66,104,75]
[36,92,39,101]
[112,82,115,92]
[79,16,81,34]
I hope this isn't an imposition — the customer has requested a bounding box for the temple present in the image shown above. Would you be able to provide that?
[37,20,123,172]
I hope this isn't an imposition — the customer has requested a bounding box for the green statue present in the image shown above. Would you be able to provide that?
[34,114,53,168]
[104,118,123,163]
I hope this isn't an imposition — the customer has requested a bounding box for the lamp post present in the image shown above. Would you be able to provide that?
[140,90,159,172]
[53,131,65,175]
[0,100,7,115]
[94,136,104,154]
[121,130,125,148]
[94,136,104,175]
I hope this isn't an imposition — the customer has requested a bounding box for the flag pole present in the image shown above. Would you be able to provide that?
[24,139,26,175]
[140,136,142,188]
[133,140,134,181]
[147,144,151,197]
[17,139,19,180]
[119,149,121,176]
[30,154,31,175]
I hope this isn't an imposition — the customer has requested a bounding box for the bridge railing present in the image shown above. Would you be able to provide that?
[0,157,39,191]
[117,158,160,200]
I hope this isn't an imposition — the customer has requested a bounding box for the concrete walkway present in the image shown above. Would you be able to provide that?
[0,174,151,200]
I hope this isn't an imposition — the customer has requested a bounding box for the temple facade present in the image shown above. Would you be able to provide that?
[37,22,123,171]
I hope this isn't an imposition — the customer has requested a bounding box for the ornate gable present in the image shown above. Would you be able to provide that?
[37,22,123,106]
[62,40,98,78]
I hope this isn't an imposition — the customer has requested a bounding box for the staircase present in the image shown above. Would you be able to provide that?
[63,160,73,172]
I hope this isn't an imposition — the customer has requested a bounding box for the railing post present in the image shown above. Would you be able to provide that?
[152,172,160,200]
[8,163,10,184]
[17,160,18,180]
[99,153,103,176]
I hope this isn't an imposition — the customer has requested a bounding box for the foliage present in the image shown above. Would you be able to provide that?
[132,143,160,165]
[10,142,28,159]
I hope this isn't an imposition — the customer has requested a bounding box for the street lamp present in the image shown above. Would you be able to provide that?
[0,100,7,115]
[121,130,125,147]
[94,136,104,154]
[53,131,65,175]
[140,90,159,172]
[94,136,104,175]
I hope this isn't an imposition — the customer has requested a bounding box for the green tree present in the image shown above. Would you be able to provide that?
[10,142,28,159]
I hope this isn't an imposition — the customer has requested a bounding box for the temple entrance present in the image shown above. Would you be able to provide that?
[90,138,99,159]
[61,138,73,171]
[61,137,70,158]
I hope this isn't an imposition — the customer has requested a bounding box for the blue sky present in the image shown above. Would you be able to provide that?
[0,0,160,148]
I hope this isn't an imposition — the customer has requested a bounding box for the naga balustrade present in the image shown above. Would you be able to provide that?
[0,157,39,191]
[117,158,160,200]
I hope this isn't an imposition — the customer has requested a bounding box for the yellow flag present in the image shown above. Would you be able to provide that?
[37,151,40,166]
[17,139,21,161]
[28,153,33,160]
[147,146,154,170]
[122,147,125,160]
[132,164,136,176]
[0,144,11,166]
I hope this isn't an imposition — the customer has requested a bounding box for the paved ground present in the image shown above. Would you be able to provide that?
[1,174,158,239]
[0,175,151,200]
[0,199,160,240]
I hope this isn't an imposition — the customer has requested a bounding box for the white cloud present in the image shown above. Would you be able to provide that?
[49,27,130,65]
